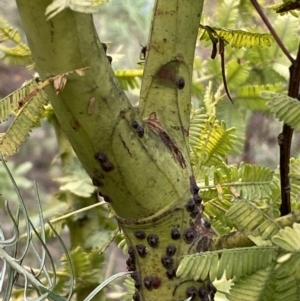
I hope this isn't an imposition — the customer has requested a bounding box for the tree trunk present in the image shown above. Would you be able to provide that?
[15,1,215,300]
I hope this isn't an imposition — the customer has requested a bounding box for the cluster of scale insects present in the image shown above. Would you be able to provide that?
[126,181,215,301]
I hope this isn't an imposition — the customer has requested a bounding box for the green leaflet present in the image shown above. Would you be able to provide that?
[216,0,239,28]
[189,109,237,169]
[177,247,276,281]
[123,276,135,301]
[55,247,105,295]
[272,223,300,252]
[0,17,33,67]
[260,92,300,131]
[0,80,48,157]
[236,83,284,111]
[274,233,300,301]
[115,69,143,91]
[200,26,273,48]
[226,60,249,89]
[0,80,34,122]
[227,266,275,301]
[199,163,274,200]
[226,199,281,239]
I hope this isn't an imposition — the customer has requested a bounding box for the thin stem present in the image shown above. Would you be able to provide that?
[250,0,294,63]
[279,43,300,216]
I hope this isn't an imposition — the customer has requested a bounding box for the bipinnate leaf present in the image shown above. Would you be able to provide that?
[261,91,300,131]
[226,199,280,239]
[227,266,275,301]
[177,247,276,282]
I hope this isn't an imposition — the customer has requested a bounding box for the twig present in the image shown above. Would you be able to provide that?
[250,0,294,63]
[279,44,300,215]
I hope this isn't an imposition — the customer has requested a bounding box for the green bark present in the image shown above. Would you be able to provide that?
[52,116,105,300]
[15,1,211,300]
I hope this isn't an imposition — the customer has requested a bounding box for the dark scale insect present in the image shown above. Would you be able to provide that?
[194,194,202,206]
[186,286,198,300]
[92,177,102,187]
[144,276,152,290]
[126,257,136,272]
[136,125,144,138]
[190,180,200,195]
[133,291,140,301]
[94,152,107,163]
[183,228,196,244]
[136,244,147,257]
[207,281,217,299]
[106,56,113,64]
[152,276,161,289]
[147,234,159,247]
[176,77,185,90]
[203,219,211,229]
[131,120,139,129]
[134,230,146,240]
[186,199,196,212]
[166,268,176,279]
[100,161,114,172]
[100,194,112,203]
[101,43,108,53]
[131,271,139,282]
[94,152,114,172]
[134,279,141,290]
[171,228,181,240]
[161,255,174,268]
[128,246,135,259]
[166,245,177,256]
[198,286,208,300]
[190,206,199,218]
[126,256,134,267]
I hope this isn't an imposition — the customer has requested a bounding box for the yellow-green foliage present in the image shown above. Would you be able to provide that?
[200,26,273,48]
[0,17,33,67]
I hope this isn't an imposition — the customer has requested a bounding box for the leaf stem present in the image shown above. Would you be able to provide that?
[250,0,294,63]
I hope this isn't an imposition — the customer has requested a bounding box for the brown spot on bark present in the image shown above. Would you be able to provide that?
[119,135,132,157]
[145,112,186,168]
[119,110,126,118]
[70,118,80,130]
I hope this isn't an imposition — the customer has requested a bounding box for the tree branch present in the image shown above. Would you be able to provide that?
[140,0,204,156]
[16,0,196,220]
[279,44,300,215]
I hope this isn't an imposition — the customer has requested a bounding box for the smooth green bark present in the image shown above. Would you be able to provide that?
[16,1,208,300]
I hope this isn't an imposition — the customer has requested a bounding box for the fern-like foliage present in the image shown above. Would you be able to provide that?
[199,163,274,201]
[260,91,300,131]
[236,83,284,111]
[199,25,273,48]
[189,108,237,169]
[46,0,108,19]
[54,247,105,295]
[227,266,276,301]
[0,80,35,122]
[115,69,143,90]
[177,247,276,281]
[0,18,33,67]
[0,80,48,156]
[271,223,300,301]
[226,199,281,239]
[123,276,135,301]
